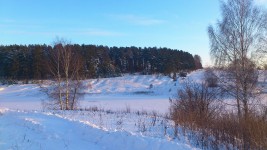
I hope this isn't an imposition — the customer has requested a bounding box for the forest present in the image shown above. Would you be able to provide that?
[0,44,199,81]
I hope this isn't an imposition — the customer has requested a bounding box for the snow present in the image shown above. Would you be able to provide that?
[0,71,206,150]
[0,70,206,113]
[0,74,181,113]
[84,74,175,95]
[0,110,196,150]
[2,69,265,149]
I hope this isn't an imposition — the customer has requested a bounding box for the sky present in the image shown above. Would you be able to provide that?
[1,0,267,66]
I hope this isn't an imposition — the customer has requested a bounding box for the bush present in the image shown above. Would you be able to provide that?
[179,72,187,78]
[149,84,153,89]
[170,81,222,128]
[172,73,177,81]
[204,68,218,87]
[0,78,18,85]
[170,80,267,149]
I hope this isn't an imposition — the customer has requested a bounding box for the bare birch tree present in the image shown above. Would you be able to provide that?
[42,38,84,110]
[208,0,267,148]
[208,0,266,115]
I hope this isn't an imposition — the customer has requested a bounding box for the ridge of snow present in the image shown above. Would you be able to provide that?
[0,110,197,150]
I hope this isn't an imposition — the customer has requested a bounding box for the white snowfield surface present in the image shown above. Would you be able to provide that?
[0,110,196,150]
[0,71,206,113]
[0,69,266,150]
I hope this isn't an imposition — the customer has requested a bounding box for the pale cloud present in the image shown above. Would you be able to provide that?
[111,14,165,26]
[255,0,267,5]
[0,28,124,37]
[0,19,45,29]
[0,17,123,37]
[79,28,125,36]
[1,19,16,23]
[0,30,62,36]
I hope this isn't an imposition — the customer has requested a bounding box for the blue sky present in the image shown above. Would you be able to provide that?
[1,0,267,66]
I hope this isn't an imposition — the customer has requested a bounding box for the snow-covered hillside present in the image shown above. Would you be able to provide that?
[0,70,207,150]
[1,69,265,150]
[0,70,205,113]
[0,109,197,150]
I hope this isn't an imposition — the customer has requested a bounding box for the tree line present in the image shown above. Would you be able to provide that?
[0,44,200,81]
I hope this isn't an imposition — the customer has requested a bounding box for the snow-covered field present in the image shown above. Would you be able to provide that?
[1,70,266,150]
[0,70,205,114]
[0,109,197,150]
[0,71,207,150]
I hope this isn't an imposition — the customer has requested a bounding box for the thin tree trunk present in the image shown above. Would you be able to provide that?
[57,51,63,110]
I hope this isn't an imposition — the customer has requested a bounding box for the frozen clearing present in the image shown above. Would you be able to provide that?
[0,71,207,150]
[0,70,205,113]
[1,69,265,150]
[0,110,196,150]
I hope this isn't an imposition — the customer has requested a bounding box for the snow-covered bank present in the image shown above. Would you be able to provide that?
[0,71,206,150]
[0,110,197,150]
[0,70,207,113]
[1,69,266,150]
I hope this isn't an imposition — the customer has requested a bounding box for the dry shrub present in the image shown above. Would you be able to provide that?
[204,68,218,87]
[170,81,223,148]
[170,80,267,149]
[211,110,267,149]
[170,81,222,127]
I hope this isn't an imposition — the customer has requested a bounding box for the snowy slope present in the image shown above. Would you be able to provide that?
[3,69,265,150]
[0,71,207,150]
[0,109,197,150]
[0,70,207,113]
[85,74,176,95]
